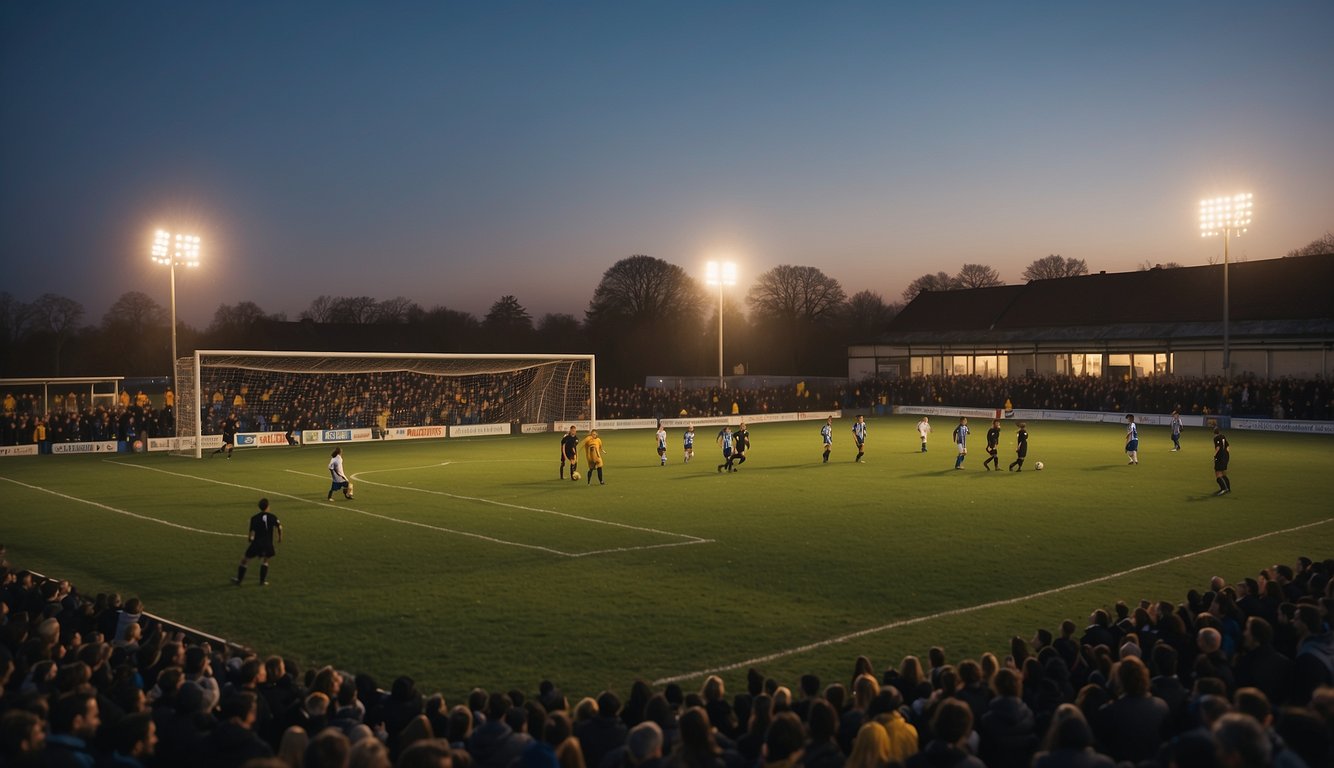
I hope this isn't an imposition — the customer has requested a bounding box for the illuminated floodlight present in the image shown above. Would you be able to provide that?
[1196,192,1252,374]
[705,260,737,287]
[704,260,738,390]
[1199,192,1253,238]
[151,229,203,387]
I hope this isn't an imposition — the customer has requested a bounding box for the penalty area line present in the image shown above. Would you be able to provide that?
[288,470,714,556]
[109,461,573,557]
[652,516,1334,686]
[0,475,243,538]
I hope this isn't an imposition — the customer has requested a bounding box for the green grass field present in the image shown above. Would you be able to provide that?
[1,416,1331,701]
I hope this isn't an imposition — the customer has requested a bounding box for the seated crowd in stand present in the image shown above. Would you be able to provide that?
[1,373,1330,447]
[1,549,1331,768]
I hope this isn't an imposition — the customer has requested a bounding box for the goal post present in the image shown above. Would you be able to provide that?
[173,351,596,458]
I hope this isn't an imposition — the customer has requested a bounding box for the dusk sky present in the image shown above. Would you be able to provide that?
[3,1,1332,329]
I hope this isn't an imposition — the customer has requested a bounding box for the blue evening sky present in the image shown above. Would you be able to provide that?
[3,1,1331,326]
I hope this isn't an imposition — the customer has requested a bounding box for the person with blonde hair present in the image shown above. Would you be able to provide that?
[845,721,890,768]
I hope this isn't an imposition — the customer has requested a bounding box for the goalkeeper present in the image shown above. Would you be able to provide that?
[327,447,354,500]
[559,425,579,481]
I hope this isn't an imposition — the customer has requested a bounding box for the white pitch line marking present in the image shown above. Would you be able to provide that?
[108,461,572,556]
[0,475,243,538]
[287,468,714,557]
[652,516,1334,685]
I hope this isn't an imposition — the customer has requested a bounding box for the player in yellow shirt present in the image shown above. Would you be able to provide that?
[583,430,605,485]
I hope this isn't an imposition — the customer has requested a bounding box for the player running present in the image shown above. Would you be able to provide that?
[1009,422,1029,471]
[852,415,867,462]
[731,422,750,471]
[716,426,735,473]
[983,419,1001,471]
[953,417,969,470]
[821,416,833,463]
[212,411,238,459]
[559,425,579,480]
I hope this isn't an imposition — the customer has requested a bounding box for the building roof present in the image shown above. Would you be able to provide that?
[882,253,1334,344]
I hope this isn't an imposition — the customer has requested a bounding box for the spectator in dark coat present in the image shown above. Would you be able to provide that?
[1233,617,1294,706]
[905,699,984,768]
[200,692,273,768]
[573,691,628,768]
[978,669,1036,768]
[797,700,843,768]
[1030,704,1114,768]
[469,693,529,768]
[1092,657,1169,763]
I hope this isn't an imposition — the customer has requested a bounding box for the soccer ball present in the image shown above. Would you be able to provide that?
[132,440,143,453]
[1034,461,1044,471]
[571,471,581,481]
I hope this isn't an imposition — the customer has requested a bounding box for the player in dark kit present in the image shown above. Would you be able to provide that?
[212,412,238,458]
[730,423,750,471]
[559,425,579,480]
[1213,426,1232,496]
[983,420,1002,471]
[234,498,282,586]
[1009,422,1029,471]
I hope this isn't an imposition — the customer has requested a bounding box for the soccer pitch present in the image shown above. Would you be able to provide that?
[2,416,1331,700]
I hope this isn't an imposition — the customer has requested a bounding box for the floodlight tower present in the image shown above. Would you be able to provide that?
[151,229,201,386]
[705,260,737,390]
[1198,193,1252,373]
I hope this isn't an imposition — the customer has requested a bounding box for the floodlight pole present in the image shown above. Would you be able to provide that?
[1199,193,1251,376]
[705,261,737,391]
[152,230,200,388]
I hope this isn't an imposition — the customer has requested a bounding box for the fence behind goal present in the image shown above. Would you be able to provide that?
[173,351,595,458]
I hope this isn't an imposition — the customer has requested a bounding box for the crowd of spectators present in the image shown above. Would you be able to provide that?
[2,373,1330,448]
[2,545,1331,768]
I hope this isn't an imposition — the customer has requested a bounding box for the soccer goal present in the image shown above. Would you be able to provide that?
[172,351,595,458]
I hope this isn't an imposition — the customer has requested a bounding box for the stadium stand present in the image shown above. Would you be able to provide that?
[1,554,1330,767]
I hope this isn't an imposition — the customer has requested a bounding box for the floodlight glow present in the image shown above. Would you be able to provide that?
[705,260,737,287]
[151,228,203,388]
[1199,192,1253,238]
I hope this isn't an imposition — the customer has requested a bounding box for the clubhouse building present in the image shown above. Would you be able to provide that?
[850,253,1334,381]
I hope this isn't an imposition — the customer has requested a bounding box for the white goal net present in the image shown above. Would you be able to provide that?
[172,351,595,458]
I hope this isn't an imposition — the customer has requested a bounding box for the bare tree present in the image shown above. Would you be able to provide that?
[746,265,847,322]
[329,296,379,324]
[209,301,269,333]
[102,291,167,333]
[372,296,422,324]
[586,255,705,324]
[1286,232,1334,258]
[301,295,335,323]
[29,293,84,374]
[0,292,31,346]
[902,271,958,303]
[955,263,1004,289]
[1023,254,1089,281]
[843,290,900,339]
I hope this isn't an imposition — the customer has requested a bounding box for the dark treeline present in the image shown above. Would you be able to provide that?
[0,256,903,386]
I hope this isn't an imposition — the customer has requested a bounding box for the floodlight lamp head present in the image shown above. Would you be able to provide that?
[152,229,202,267]
[1198,192,1253,238]
[705,260,737,287]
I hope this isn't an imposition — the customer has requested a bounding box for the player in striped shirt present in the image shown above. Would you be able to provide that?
[1170,410,1183,452]
[716,426,734,473]
[953,417,969,470]
[683,425,695,463]
[852,415,867,462]
[1125,414,1140,465]
[656,423,668,466]
[821,416,833,463]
